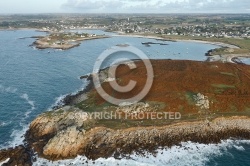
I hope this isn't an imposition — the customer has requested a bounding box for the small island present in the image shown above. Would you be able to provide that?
[33,32,109,50]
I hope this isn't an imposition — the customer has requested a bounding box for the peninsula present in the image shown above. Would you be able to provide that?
[1,60,250,165]
[33,32,109,50]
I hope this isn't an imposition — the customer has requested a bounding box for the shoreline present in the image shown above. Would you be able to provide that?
[113,33,250,64]
[62,74,94,106]
[26,60,250,161]
[2,59,250,165]
[26,116,250,161]
[2,115,250,165]
[226,54,250,63]
[0,28,242,49]
[2,30,250,165]
[33,35,110,50]
[0,27,106,32]
[3,28,247,62]
[0,28,43,31]
[112,34,240,49]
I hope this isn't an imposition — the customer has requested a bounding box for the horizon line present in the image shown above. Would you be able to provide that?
[0,12,250,15]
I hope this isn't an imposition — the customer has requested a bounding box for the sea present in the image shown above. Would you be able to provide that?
[0,29,249,166]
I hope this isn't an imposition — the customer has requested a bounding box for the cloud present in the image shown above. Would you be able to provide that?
[61,0,250,13]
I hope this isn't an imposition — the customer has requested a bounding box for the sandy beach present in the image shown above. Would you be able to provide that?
[112,33,250,64]
[113,34,240,49]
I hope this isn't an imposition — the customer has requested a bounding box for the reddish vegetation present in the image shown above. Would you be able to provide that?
[94,60,250,115]
[3,60,250,164]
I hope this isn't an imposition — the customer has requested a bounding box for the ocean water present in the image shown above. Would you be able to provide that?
[34,140,250,166]
[0,29,249,165]
[238,57,250,65]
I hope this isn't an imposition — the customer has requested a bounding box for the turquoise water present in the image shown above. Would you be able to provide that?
[0,29,249,165]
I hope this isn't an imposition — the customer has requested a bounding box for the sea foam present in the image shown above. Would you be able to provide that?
[0,89,36,149]
[20,93,36,111]
[33,139,250,166]
[0,84,17,93]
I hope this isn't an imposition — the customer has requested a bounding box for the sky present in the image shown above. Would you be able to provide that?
[0,0,249,14]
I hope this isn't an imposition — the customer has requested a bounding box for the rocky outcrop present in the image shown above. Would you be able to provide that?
[71,116,250,160]
[1,110,250,164]
[25,115,250,161]
[62,74,94,106]
[43,126,86,159]
[0,145,32,166]
[116,102,159,114]
[25,107,95,160]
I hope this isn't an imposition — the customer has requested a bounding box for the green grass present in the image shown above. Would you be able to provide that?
[212,84,235,89]
[74,99,168,129]
[212,84,236,94]
[245,107,250,111]
[43,109,65,118]
[220,72,235,77]
[178,105,185,113]
[214,89,226,94]
[230,105,238,112]
[96,118,179,129]
[185,92,197,105]
[146,101,167,111]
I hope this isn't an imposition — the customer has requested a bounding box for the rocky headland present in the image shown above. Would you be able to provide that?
[1,60,250,165]
[26,113,250,161]
[32,32,109,50]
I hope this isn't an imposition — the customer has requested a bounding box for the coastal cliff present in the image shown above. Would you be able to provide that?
[1,60,250,165]
[26,113,250,161]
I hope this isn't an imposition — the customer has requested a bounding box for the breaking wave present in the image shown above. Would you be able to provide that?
[33,139,250,166]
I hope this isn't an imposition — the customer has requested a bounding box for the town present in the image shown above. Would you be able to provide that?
[1,14,250,39]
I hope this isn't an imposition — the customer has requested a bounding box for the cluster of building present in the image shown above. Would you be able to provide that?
[107,18,250,39]
[161,25,250,38]
[26,17,250,39]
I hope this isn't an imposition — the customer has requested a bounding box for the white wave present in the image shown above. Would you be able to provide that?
[20,93,35,111]
[0,121,11,127]
[34,155,151,166]
[71,79,89,95]
[48,79,89,111]
[11,94,36,147]
[0,158,10,165]
[0,85,36,112]
[47,94,67,111]
[0,93,36,149]
[233,145,245,151]
[33,139,250,166]
[32,46,38,50]
[0,85,35,149]
[55,49,63,51]
[8,125,29,148]
[0,84,17,93]
[0,124,29,150]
